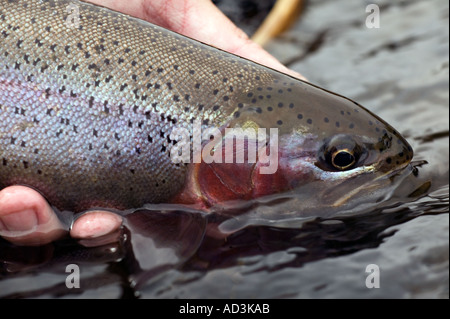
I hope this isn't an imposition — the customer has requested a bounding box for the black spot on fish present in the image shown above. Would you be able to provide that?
[297,114,303,119]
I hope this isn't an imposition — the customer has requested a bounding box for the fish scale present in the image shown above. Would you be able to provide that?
[0,0,413,212]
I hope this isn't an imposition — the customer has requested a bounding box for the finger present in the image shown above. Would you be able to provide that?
[70,210,123,243]
[0,186,67,246]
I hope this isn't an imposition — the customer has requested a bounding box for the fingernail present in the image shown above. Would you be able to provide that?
[0,209,38,233]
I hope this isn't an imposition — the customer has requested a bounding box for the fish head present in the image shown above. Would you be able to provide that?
[179,74,414,212]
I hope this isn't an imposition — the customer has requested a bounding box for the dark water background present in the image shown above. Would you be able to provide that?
[0,0,448,298]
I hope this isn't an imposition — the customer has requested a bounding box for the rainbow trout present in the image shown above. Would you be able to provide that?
[0,0,413,213]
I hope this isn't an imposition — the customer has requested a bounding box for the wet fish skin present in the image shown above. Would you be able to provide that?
[0,0,413,212]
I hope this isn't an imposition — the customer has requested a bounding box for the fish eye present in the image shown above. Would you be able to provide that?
[317,135,364,171]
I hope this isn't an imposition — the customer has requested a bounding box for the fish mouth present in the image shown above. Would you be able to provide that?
[331,161,415,208]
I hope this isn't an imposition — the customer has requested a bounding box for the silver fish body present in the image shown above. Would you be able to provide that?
[0,0,413,212]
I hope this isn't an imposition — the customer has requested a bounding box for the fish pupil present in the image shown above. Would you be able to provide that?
[332,150,356,170]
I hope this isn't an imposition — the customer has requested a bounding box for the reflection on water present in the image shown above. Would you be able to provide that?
[0,0,448,298]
